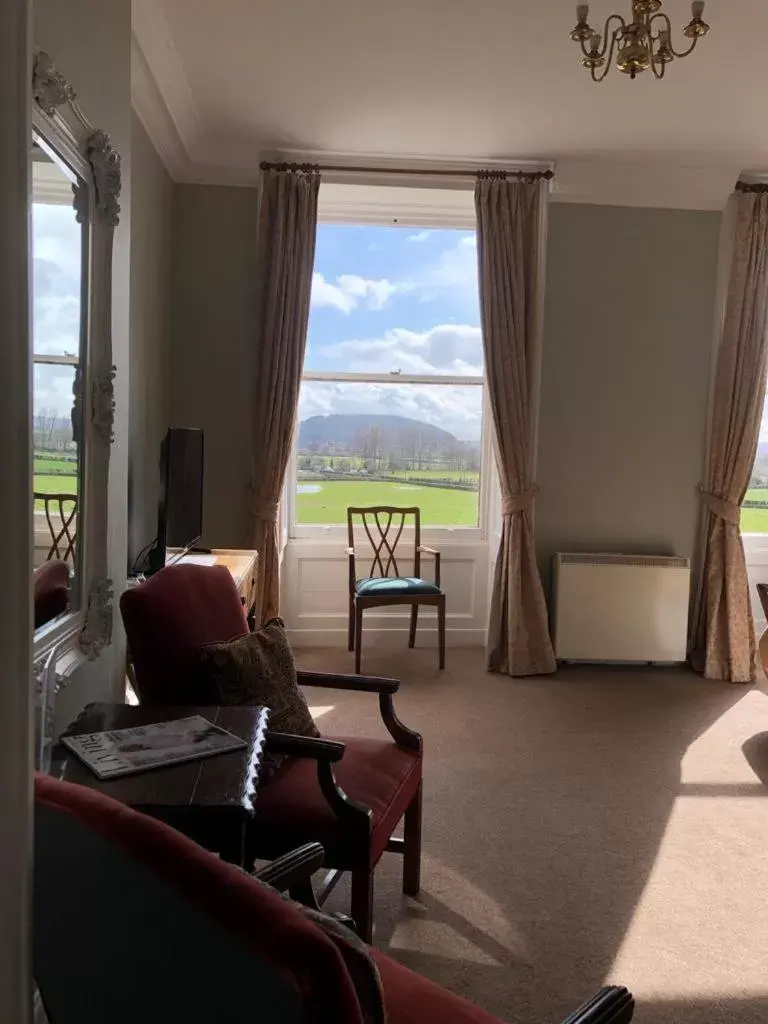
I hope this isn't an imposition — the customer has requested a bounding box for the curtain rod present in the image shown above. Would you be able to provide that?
[259,160,554,182]
[735,181,768,194]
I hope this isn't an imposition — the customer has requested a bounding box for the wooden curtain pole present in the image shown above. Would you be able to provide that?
[259,160,554,182]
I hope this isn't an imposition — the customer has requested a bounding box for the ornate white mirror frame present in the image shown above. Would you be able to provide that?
[32,51,120,689]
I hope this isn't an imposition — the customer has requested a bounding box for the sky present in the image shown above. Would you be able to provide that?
[32,197,82,424]
[301,222,484,442]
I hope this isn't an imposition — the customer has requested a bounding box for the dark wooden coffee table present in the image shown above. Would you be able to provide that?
[51,702,269,866]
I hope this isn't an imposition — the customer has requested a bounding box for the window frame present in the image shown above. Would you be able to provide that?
[287,192,493,543]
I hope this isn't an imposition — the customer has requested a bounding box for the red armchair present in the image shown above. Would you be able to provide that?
[120,563,423,942]
[34,774,635,1024]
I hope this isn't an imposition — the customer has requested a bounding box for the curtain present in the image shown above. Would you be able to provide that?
[248,167,320,623]
[691,191,768,683]
[475,176,556,676]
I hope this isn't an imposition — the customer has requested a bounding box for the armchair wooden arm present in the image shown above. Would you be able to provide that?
[417,544,441,588]
[561,986,634,1024]
[297,668,399,694]
[253,842,325,891]
[347,546,356,595]
[266,731,345,762]
[297,670,421,753]
[265,730,371,827]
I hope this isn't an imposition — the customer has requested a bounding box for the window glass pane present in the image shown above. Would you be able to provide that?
[296,380,482,527]
[744,413,768,533]
[32,199,82,357]
[33,362,78,567]
[306,224,482,376]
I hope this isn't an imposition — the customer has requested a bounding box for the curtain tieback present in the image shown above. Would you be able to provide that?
[247,487,279,524]
[501,486,539,516]
[700,487,741,526]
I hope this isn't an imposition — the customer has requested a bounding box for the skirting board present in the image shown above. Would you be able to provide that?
[288,627,486,649]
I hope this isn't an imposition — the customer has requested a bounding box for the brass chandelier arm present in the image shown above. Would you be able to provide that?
[650,12,698,58]
[580,13,626,58]
[590,27,622,81]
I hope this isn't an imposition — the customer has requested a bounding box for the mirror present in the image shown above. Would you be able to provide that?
[31,140,86,631]
[31,50,121,710]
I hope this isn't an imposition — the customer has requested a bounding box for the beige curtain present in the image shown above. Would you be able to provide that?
[475,176,556,676]
[248,167,320,623]
[691,191,768,683]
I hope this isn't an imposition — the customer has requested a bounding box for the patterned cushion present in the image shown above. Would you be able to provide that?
[355,577,441,596]
[197,618,320,738]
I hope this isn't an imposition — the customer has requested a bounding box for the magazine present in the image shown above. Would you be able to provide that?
[61,715,247,780]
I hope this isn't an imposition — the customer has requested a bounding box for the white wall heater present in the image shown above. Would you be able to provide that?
[552,553,691,663]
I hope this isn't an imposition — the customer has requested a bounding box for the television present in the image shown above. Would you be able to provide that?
[147,428,204,573]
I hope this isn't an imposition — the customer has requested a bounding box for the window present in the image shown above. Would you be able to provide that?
[743,400,768,536]
[292,216,484,531]
[32,152,82,569]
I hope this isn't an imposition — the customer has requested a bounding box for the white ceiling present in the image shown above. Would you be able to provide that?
[132,0,768,208]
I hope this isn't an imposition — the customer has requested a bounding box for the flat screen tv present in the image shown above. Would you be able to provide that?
[148,428,204,573]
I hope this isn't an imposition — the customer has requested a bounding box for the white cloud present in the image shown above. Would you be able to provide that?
[299,379,482,442]
[407,230,431,243]
[311,272,398,314]
[318,323,483,377]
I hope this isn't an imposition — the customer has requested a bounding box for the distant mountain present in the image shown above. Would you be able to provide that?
[298,413,468,453]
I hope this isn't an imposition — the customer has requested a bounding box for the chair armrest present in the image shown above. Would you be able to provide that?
[417,545,441,587]
[265,731,371,828]
[560,986,634,1024]
[253,843,325,892]
[347,547,356,596]
[297,668,399,694]
[266,731,345,763]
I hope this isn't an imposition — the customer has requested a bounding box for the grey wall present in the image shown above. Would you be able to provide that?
[536,203,721,595]
[35,0,132,711]
[129,113,173,563]
[170,184,259,548]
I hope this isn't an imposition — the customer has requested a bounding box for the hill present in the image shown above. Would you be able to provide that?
[298,413,463,452]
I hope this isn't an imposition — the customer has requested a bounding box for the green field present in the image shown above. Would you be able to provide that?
[34,455,77,474]
[296,480,478,526]
[33,473,77,512]
[743,487,768,533]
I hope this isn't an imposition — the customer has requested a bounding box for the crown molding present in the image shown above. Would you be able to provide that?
[131,36,189,181]
[131,0,202,171]
[551,158,739,211]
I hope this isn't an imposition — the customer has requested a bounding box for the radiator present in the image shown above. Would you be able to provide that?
[552,553,691,663]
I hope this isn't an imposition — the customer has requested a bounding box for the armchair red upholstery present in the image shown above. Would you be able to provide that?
[34,774,634,1024]
[119,563,424,942]
[121,564,248,704]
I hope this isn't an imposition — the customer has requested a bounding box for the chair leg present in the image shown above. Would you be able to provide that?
[348,596,355,652]
[408,604,418,648]
[437,597,446,670]
[350,868,374,943]
[403,783,422,896]
[354,605,363,674]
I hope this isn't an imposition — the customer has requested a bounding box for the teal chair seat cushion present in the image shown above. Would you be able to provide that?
[355,577,441,597]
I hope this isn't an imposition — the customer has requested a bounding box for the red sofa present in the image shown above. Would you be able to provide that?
[34,774,634,1024]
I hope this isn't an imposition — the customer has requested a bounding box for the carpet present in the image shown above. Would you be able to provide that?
[294,646,768,1024]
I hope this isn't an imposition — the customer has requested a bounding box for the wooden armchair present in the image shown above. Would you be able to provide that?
[347,505,445,673]
[35,491,77,563]
[119,563,424,942]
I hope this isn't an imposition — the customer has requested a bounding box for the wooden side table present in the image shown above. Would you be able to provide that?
[51,702,269,866]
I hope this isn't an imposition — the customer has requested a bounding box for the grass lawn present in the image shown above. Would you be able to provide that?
[741,488,768,533]
[296,479,478,526]
[34,455,77,474]
[33,473,77,512]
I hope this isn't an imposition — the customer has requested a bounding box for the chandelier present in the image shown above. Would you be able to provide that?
[570,1,710,82]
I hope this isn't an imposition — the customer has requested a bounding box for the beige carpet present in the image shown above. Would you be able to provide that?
[294,646,768,1024]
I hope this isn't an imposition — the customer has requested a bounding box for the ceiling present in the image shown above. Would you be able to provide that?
[132,0,768,208]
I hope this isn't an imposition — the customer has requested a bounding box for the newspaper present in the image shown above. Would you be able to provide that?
[61,715,247,780]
